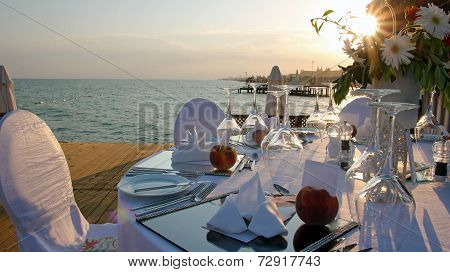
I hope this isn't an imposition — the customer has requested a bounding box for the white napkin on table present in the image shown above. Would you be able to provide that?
[172,127,211,163]
[207,173,288,239]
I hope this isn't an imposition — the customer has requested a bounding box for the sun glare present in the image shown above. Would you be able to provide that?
[351,14,378,37]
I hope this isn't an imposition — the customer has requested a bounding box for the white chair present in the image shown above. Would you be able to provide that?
[173,98,225,146]
[0,110,117,251]
[339,97,371,128]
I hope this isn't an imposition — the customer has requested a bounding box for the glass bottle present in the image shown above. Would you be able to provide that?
[326,124,341,163]
[432,136,449,182]
[339,121,355,170]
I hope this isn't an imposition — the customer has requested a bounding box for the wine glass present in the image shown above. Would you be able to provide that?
[305,91,326,131]
[346,89,401,221]
[240,84,269,147]
[355,102,419,251]
[262,85,304,193]
[414,89,444,141]
[260,88,285,150]
[217,88,241,145]
[320,83,340,128]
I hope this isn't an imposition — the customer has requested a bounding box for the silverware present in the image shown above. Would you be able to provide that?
[301,222,359,252]
[135,182,217,217]
[238,157,249,172]
[132,183,206,212]
[273,183,291,196]
[331,243,358,252]
[134,181,195,193]
[359,247,373,252]
[250,160,256,171]
[136,186,235,222]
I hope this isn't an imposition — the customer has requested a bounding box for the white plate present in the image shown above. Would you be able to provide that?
[119,174,192,197]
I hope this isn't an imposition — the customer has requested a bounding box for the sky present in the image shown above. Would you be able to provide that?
[0,0,373,79]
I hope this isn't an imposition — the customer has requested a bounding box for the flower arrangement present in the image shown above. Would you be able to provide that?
[311,2,450,109]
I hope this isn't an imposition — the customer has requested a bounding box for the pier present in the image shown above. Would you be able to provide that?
[238,84,331,97]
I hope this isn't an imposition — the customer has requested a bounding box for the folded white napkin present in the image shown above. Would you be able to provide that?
[207,173,288,239]
[172,127,212,163]
[302,160,341,196]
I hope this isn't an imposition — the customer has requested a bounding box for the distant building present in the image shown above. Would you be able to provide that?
[297,68,342,84]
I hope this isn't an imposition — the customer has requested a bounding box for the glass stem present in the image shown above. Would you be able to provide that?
[283,92,290,127]
[276,96,280,128]
[252,88,257,115]
[388,113,396,176]
[226,91,232,118]
[374,108,381,150]
[314,92,320,113]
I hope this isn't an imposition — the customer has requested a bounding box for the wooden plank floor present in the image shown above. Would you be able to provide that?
[0,142,171,252]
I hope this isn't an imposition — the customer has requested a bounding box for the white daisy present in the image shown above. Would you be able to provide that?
[380,35,416,70]
[343,39,366,64]
[416,3,450,40]
[342,39,354,56]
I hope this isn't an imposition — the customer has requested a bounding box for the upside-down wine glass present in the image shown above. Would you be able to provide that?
[240,84,269,147]
[217,88,241,145]
[262,85,304,193]
[345,89,401,221]
[320,83,340,128]
[306,90,326,130]
[414,89,444,141]
[355,102,419,251]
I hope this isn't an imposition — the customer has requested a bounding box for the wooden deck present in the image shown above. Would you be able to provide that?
[0,142,171,252]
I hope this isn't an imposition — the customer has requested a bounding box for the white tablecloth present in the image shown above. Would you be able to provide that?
[117,141,450,252]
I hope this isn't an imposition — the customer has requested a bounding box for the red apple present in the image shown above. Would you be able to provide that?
[295,186,339,225]
[210,145,237,170]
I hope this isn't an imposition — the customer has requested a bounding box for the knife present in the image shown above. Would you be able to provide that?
[134,181,195,193]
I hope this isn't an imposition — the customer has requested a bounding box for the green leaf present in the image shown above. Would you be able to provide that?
[322,10,334,17]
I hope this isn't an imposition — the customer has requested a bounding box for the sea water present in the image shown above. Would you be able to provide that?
[14,79,331,143]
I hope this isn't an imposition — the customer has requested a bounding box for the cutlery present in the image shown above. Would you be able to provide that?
[250,160,256,171]
[301,222,359,252]
[238,157,249,172]
[135,182,217,217]
[331,243,358,252]
[359,247,373,252]
[134,181,195,193]
[273,183,291,196]
[131,183,206,212]
[136,186,236,222]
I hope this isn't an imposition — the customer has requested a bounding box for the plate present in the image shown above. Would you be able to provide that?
[292,127,320,135]
[119,174,192,197]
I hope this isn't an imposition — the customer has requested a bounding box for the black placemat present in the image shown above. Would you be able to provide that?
[138,196,358,252]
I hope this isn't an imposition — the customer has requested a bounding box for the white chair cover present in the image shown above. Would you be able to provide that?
[173,98,225,146]
[339,97,371,128]
[0,111,116,251]
[0,66,17,114]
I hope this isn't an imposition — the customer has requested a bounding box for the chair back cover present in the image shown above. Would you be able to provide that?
[0,110,89,251]
[0,66,17,114]
[265,65,286,116]
[339,97,371,128]
[173,98,225,146]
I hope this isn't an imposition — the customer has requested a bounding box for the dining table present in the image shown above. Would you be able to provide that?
[117,139,450,252]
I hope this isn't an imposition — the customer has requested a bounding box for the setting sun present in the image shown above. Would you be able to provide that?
[351,14,379,36]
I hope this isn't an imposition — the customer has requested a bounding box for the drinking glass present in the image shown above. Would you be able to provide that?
[415,90,444,141]
[305,91,326,131]
[262,85,304,193]
[240,84,269,147]
[260,88,285,150]
[217,88,241,145]
[355,102,419,251]
[320,84,340,128]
